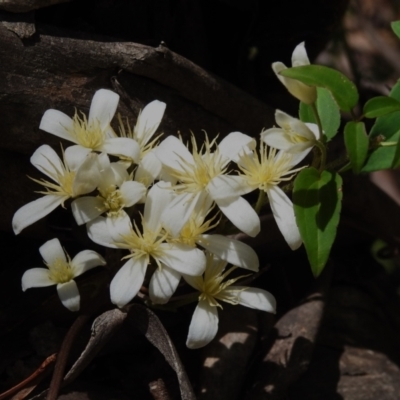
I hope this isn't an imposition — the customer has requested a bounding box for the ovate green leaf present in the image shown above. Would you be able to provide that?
[391,21,400,40]
[344,121,369,173]
[363,96,400,118]
[293,168,343,277]
[281,65,358,112]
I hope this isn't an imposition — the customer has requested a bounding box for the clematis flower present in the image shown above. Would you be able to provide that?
[12,145,100,234]
[118,100,166,186]
[261,110,319,163]
[184,252,276,349]
[39,89,140,161]
[272,42,317,105]
[237,142,304,250]
[22,238,106,311]
[87,182,206,306]
[155,133,260,237]
[166,196,259,272]
[71,153,146,225]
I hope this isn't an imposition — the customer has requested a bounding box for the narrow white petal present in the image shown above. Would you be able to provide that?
[106,213,133,242]
[157,244,206,276]
[12,195,65,235]
[39,109,75,142]
[64,145,92,171]
[101,138,140,161]
[149,265,181,304]
[261,128,296,150]
[120,181,147,207]
[208,175,252,201]
[22,268,53,291]
[73,153,101,196]
[305,122,320,140]
[39,238,66,265]
[135,100,166,144]
[57,281,80,311]
[144,181,175,232]
[267,186,302,250]
[198,234,259,271]
[215,196,260,237]
[71,197,105,225]
[110,257,147,307]
[30,145,64,180]
[218,131,256,163]
[186,301,219,349]
[235,286,276,313]
[291,41,310,67]
[155,136,194,171]
[88,89,119,131]
[135,151,162,186]
[109,163,129,187]
[72,250,106,276]
[182,274,203,291]
[86,217,119,248]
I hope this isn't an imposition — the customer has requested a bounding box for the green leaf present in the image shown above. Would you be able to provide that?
[391,21,400,40]
[344,121,369,173]
[281,65,358,112]
[363,96,400,118]
[299,87,340,140]
[293,168,343,277]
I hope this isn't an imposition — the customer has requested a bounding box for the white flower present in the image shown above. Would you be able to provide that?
[155,133,260,237]
[118,100,166,186]
[87,182,207,307]
[71,153,146,225]
[22,238,106,311]
[237,142,304,250]
[272,42,317,105]
[39,89,140,161]
[261,110,319,163]
[184,253,276,349]
[166,196,259,272]
[12,145,100,234]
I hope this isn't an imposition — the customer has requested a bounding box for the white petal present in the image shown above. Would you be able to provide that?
[109,163,129,187]
[198,234,259,271]
[71,196,105,225]
[155,136,194,172]
[110,257,147,307]
[305,122,320,140]
[88,89,119,131]
[73,153,101,196]
[39,109,75,142]
[291,41,310,67]
[12,195,65,235]
[157,244,206,276]
[208,175,252,201]
[267,186,302,250]
[215,196,260,237]
[39,238,66,265]
[57,281,80,311]
[30,145,64,180]
[134,100,166,144]
[86,217,119,248]
[149,265,181,304]
[261,128,297,150]
[144,181,175,232]
[275,110,316,141]
[72,250,106,276]
[186,300,219,349]
[182,273,203,291]
[22,268,53,291]
[218,131,256,163]
[120,181,147,207]
[135,151,162,187]
[101,138,140,161]
[235,286,276,313]
[64,145,92,171]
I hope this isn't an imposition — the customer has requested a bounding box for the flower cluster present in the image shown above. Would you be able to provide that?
[13,41,321,348]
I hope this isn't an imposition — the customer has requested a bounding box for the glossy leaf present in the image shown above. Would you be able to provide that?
[299,87,340,140]
[281,65,358,112]
[363,96,400,118]
[344,121,369,173]
[391,21,400,40]
[293,168,343,277]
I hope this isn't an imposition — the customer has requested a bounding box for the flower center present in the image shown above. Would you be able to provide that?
[67,111,105,150]
[98,186,124,216]
[47,257,74,284]
[283,127,309,144]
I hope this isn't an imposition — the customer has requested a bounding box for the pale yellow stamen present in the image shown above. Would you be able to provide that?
[47,255,74,284]
[97,185,124,217]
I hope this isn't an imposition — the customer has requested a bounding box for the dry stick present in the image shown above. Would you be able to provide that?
[46,314,90,400]
[0,353,57,400]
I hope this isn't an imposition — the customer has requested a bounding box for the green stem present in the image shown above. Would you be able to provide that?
[254,190,266,214]
[315,140,327,172]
